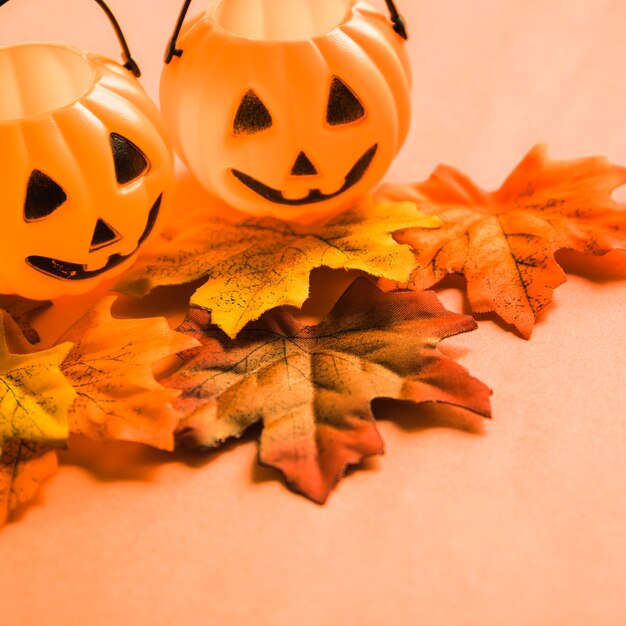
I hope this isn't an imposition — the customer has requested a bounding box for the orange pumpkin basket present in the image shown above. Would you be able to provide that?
[161,0,410,221]
[0,0,174,300]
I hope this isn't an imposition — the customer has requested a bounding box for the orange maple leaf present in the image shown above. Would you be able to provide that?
[378,146,626,337]
[164,279,491,503]
[0,440,57,527]
[58,298,200,451]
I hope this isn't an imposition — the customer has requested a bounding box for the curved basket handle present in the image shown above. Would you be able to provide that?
[164,0,408,64]
[385,0,407,40]
[0,0,141,76]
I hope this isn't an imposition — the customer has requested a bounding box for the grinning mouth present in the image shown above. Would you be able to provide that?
[26,194,162,281]
[231,144,378,206]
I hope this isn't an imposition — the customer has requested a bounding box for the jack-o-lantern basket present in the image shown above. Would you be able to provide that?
[0,0,174,300]
[162,0,411,221]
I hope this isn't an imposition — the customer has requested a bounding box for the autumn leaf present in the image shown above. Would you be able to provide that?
[378,145,626,337]
[164,278,491,503]
[0,316,74,455]
[0,295,51,344]
[58,298,200,450]
[117,197,440,338]
[0,439,57,526]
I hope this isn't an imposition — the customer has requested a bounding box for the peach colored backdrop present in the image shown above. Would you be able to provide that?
[1,1,626,625]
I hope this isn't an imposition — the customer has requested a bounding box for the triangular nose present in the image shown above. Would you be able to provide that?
[90,218,121,251]
[290,152,318,176]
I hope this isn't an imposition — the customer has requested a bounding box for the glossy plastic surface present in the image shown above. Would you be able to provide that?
[160,0,411,221]
[0,43,174,299]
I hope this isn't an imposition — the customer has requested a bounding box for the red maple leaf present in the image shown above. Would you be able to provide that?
[163,279,491,503]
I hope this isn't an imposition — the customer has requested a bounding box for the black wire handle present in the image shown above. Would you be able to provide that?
[0,0,141,76]
[165,0,408,64]
[385,0,407,40]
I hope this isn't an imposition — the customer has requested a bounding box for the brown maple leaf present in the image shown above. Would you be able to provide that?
[0,295,50,344]
[116,197,440,338]
[0,439,57,526]
[58,298,200,451]
[378,145,626,337]
[164,279,491,503]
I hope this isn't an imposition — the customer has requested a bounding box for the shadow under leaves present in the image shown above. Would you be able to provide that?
[373,398,487,436]
[59,430,258,483]
[555,248,626,283]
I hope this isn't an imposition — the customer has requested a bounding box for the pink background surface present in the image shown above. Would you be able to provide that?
[2,1,626,624]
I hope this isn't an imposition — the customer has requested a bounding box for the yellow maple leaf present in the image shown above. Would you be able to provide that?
[59,298,200,450]
[117,197,441,338]
[0,317,74,456]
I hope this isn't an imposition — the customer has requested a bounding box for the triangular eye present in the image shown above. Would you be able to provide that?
[233,90,273,136]
[110,133,148,184]
[326,77,365,126]
[24,170,67,222]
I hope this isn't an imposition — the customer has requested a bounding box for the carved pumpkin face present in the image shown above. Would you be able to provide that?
[160,0,411,221]
[0,43,174,300]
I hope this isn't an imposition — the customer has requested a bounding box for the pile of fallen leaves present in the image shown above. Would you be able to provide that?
[2,146,626,523]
